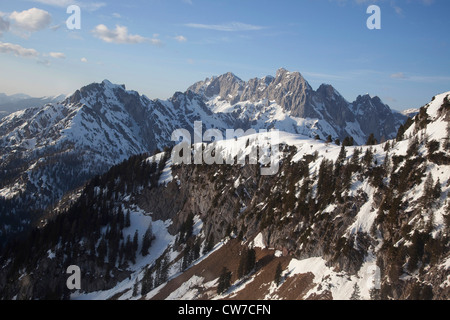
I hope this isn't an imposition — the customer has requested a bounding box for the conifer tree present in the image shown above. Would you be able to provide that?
[351,147,361,169]
[433,179,442,200]
[350,283,361,300]
[421,173,435,209]
[444,203,450,229]
[396,124,405,141]
[363,148,373,168]
[141,268,154,295]
[343,136,354,147]
[125,210,131,228]
[159,254,169,284]
[406,136,419,158]
[203,234,215,254]
[238,248,256,278]
[217,267,232,295]
[383,152,391,174]
[141,224,154,256]
[125,234,135,264]
[446,122,450,151]
[133,230,139,252]
[181,243,192,271]
[369,288,381,300]
[132,278,139,297]
[366,133,378,146]
[274,262,283,286]
[336,145,347,168]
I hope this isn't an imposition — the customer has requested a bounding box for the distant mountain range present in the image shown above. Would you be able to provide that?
[188,68,406,145]
[0,93,66,119]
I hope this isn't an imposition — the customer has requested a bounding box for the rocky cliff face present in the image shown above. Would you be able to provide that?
[350,94,406,142]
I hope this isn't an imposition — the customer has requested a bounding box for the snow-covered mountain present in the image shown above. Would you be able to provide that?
[0,90,448,300]
[0,80,234,240]
[0,70,404,216]
[401,108,420,118]
[188,68,406,145]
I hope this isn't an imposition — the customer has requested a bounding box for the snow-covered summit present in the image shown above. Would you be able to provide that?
[189,68,406,144]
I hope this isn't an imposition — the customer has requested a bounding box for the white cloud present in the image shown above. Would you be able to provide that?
[0,14,10,36]
[10,8,51,32]
[50,24,61,31]
[331,0,380,4]
[49,52,65,59]
[0,41,39,57]
[37,58,51,66]
[185,22,265,32]
[331,0,433,14]
[175,35,187,42]
[81,57,88,63]
[390,72,450,83]
[405,74,450,83]
[28,0,106,12]
[81,2,106,12]
[390,72,407,79]
[92,24,162,45]
[28,0,73,6]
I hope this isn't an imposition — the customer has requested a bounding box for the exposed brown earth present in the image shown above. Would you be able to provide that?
[149,238,323,300]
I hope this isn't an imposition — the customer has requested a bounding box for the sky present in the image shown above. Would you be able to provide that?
[0,0,449,111]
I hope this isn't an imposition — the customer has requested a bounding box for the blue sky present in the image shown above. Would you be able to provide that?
[0,0,449,110]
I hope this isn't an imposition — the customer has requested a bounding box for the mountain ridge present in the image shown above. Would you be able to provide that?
[0,90,448,300]
[188,68,406,144]
[0,93,65,119]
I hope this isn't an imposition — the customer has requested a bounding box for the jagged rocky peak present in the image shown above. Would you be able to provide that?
[83,79,125,95]
[261,75,275,86]
[349,93,403,142]
[315,83,355,128]
[352,93,393,115]
[316,83,343,99]
[169,90,212,115]
[188,68,314,104]
[64,79,127,106]
[354,93,388,109]
[272,68,311,89]
[187,72,244,102]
